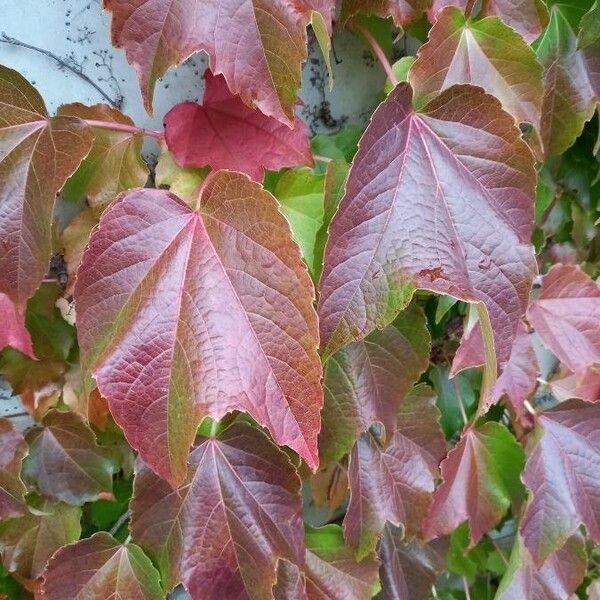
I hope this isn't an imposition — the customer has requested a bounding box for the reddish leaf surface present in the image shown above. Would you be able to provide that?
[428,0,549,43]
[423,422,525,545]
[496,534,587,600]
[527,264,600,372]
[521,400,600,565]
[410,7,543,137]
[452,321,538,416]
[551,367,600,402]
[0,418,28,519]
[130,423,304,597]
[319,304,430,464]
[378,523,449,600]
[341,0,430,27]
[318,83,536,366]
[164,72,312,182]
[0,65,93,307]
[22,409,116,505]
[344,385,446,558]
[42,532,163,600]
[311,461,349,517]
[0,497,81,584]
[75,173,322,485]
[0,294,34,358]
[104,0,334,123]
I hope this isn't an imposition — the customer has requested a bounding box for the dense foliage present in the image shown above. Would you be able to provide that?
[0,0,599,598]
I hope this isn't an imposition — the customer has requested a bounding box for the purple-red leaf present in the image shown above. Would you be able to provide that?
[22,409,116,505]
[75,173,322,485]
[130,423,304,597]
[521,400,600,565]
[164,72,312,182]
[318,83,536,366]
[103,0,334,123]
[423,422,525,546]
[0,418,28,519]
[41,532,164,600]
[344,384,446,558]
[0,293,34,358]
[378,524,449,600]
[319,304,430,464]
[0,65,93,307]
[496,533,587,600]
[527,264,600,373]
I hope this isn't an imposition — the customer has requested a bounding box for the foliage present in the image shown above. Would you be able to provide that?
[0,0,599,598]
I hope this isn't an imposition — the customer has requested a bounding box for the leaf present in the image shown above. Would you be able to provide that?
[344,384,446,558]
[0,497,81,583]
[385,57,415,94]
[527,264,600,372]
[57,103,148,210]
[410,7,544,140]
[319,305,431,465]
[579,0,600,48]
[164,72,312,182]
[311,462,349,517]
[130,422,304,596]
[155,142,208,200]
[310,126,363,163]
[41,532,163,600]
[0,295,34,359]
[104,0,334,123]
[75,172,322,485]
[422,422,525,546]
[22,409,116,505]
[0,65,93,307]
[496,534,587,600]
[317,83,537,369]
[452,321,538,417]
[520,399,600,565]
[535,3,597,156]
[378,523,449,600]
[273,167,325,278]
[341,0,430,28]
[550,367,600,402]
[0,419,27,519]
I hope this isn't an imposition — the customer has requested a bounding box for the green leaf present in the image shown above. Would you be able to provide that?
[311,126,363,163]
[384,56,415,94]
[155,142,208,200]
[579,0,600,47]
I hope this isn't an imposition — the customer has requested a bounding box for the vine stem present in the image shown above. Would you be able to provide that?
[84,119,164,139]
[353,24,398,88]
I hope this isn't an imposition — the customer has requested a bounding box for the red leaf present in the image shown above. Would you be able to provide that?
[0,418,28,519]
[103,0,334,122]
[318,83,536,366]
[130,423,304,597]
[423,422,525,546]
[0,65,93,307]
[521,400,600,565]
[452,321,538,417]
[527,264,600,372]
[0,294,34,359]
[550,367,600,402]
[378,524,449,600]
[164,72,312,182]
[75,173,322,485]
[341,0,430,28]
[496,534,587,600]
[41,532,163,600]
[344,385,446,558]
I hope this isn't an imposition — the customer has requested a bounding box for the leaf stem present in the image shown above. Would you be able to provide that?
[462,577,472,600]
[83,119,163,139]
[313,154,333,163]
[453,380,469,427]
[109,511,130,536]
[353,24,398,88]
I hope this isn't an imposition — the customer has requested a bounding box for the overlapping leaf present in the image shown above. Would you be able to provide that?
[22,409,116,505]
[410,7,544,138]
[551,367,600,401]
[378,524,449,600]
[344,384,446,558]
[130,423,304,597]
[104,0,334,122]
[319,305,431,464]
[521,399,600,565]
[496,534,587,599]
[341,0,430,27]
[579,0,600,48]
[423,422,525,545]
[527,264,600,372]
[0,65,93,307]
[0,418,28,519]
[164,72,312,182]
[318,83,537,367]
[0,294,34,358]
[41,532,163,600]
[75,173,322,485]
